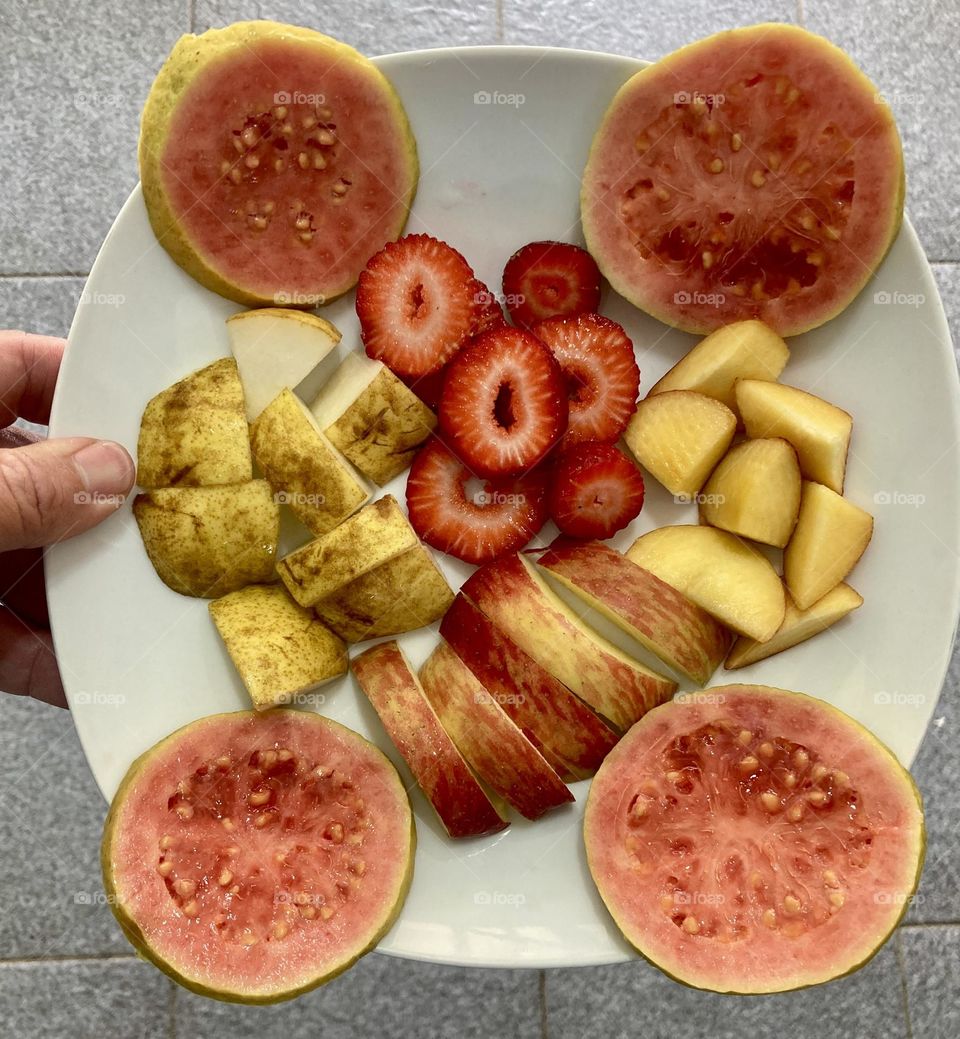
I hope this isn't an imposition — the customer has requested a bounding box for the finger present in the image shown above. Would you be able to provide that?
[0,605,67,708]
[0,547,49,627]
[0,330,66,427]
[0,436,135,552]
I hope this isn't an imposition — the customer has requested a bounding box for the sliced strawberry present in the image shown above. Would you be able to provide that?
[502,241,602,329]
[406,439,549,564]
[402,366,447,412]
[356,234,478,379]
[549,442,645,539]
[438,327,568,478]
[532,313,640,445]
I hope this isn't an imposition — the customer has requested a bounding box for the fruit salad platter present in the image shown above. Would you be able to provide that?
[46,21,959,1000]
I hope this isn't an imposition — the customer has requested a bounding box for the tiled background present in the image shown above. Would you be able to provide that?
[1,1,958,1036]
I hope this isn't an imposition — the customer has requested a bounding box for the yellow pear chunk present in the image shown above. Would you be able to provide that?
[226,309,340,421]
[314,542,454,643]
[725,583,863,669]
[784,482,873,610]
[736,379,853,493]
[648,320,789,415]
[137,358,251,488]
[624,390,736,500]
[133,480,279,598]
[210,584,347,710]
[277,495,419,608]
[626,525,785,642]
[311,351,436,485]
[700,438,802,548]
[250,388,369,536]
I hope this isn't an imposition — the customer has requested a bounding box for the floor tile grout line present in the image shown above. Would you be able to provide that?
[168,978,177,1039]
[0,953,139,966]
[0,272,90,280]
[796,0,806,26]
[893,932,915,1039]
[496,0,504,43]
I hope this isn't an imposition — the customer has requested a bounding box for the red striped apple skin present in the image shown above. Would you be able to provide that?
[419,642,575,820]
[537,539,732,686]
[461,554,676,730]
[352,641,508,839]
[440,594,618,780]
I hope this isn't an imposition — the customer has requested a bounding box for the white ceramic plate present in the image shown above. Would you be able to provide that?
[47,46,960,969]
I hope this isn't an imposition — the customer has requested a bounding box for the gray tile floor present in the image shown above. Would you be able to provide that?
[1,0,958,1035]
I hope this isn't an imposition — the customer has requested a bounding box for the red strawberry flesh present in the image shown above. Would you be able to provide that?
[549,442,645,539]
[502,241,602,329]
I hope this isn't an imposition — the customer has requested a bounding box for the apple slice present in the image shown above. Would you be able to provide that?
[784,481,874,610]
[624,390,736,500]
[440,594,618,780]
[226,309,341,422]
[700,438,802,548]
[209,584,346,709]
[725,583,863,669]
[626,525,785,642]
[310,351,437,485]
[647,320,789,415]
[133,480,278,597]
[419,641,574,820]
[137,358,252,488]
[536,538,731,685]
[250,388,370,536]
[314,542,454,642]
[735,379,853,493]
[461,554,677,731]
[277,495,418,608]
[352,641,508,838]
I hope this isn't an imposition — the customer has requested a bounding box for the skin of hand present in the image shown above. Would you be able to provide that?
[0,330,136,707]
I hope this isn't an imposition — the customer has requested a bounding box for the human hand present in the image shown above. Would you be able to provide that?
[0,330,136,706]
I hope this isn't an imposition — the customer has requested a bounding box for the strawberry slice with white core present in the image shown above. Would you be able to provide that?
[438,327,568,478]
[532,313,640,445]
[549,442,646,540]
[356,234,479,379]
[501,241,602,329]
[406,439,548,565]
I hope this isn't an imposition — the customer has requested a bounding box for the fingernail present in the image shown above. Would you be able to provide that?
[72,440,135,494]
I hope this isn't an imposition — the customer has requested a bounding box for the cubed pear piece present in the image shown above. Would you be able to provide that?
[700,438,802,547]
[209,584,347,709]
[250,388,370,536]
[784,482,873,610]
[735,379,853,493]
[648,320,789,415]
[277,495,419,608]
[137,358,252,488]
[226,308,341,421]
[725,583,863,669]
[133,480,279,597]
[314,542,454,642]
[311,352,437,485]
[626,525,785,642]
[624,390,736,499]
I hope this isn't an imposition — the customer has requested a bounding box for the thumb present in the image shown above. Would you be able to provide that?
[0,436,135,552]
